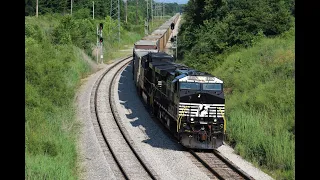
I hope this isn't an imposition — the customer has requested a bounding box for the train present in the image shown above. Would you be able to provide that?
[132,14,225,149]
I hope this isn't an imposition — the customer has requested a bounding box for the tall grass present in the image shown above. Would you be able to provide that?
[206,28,294,179]
[25,31,90,178]
[25,13,155,179]
[227,109,294,179]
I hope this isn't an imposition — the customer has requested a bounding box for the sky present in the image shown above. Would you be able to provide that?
[154,0,189,4]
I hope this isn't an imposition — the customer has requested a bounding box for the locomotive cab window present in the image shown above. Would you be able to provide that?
[180,82,200,90]
[202,83,222,91]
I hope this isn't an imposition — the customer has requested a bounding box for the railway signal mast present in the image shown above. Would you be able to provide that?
[96,23,104,63]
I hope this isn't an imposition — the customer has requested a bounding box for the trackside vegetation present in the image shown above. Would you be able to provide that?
[213,30,294,179]
[25,7,170,179]
[26,0,295,179]
[177,0,294,179]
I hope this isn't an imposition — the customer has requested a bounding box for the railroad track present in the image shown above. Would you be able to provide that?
[139,101,255,179]
[89,56,255,180]
[189,149,255,180]
[90,56,158,180]
[136,92,255,179]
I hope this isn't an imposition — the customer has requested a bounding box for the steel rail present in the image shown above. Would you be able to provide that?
[109,58,158,180]
[93,56,132,179]
[212,149,254,180]
[93,56,156,180]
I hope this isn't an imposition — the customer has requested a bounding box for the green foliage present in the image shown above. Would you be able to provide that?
[178,27,295,180]
[212,33,295,179]
[25,23,45,42]
[25,0,36,16]
[178,0,294,66]
[26,14,92,179]
[51,15,95,50]
[25,10,154,179]
[227,109,294,179]
[25,40,82,179]
[73,8,91,19]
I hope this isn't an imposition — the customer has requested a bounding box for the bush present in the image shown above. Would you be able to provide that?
[73,8,91,19]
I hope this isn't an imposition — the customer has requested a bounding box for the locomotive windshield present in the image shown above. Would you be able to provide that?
[180,82,200,90]
[202,83,222,91]
[180,82,223,91]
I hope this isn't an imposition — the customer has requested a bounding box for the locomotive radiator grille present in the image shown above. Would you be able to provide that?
[178,102,225,118]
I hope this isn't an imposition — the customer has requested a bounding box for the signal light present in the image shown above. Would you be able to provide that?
[99,37,103,42]
[99,23,103,30]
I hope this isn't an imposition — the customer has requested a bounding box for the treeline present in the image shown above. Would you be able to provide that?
[178,0,294,70]
[25,0,182,23]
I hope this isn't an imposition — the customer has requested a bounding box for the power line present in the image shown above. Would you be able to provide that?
[110,0,121,43]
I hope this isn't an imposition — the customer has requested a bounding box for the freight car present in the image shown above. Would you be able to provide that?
[132,14,225,149]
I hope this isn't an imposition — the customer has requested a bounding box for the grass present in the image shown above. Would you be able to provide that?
[25,39,89,179]
[227,109,294,179]
[209,28,295,180]
[178,27,295,179]
[25,13,170,180]
[25,105,79,180]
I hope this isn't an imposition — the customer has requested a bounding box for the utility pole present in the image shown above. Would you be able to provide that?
[163,2,165,17]
[145,0,149,35]
[154,2,156,19]
[93,1,94,19]
[147,0,149,34]
[162,2,164,19]
[151,0,153,26]
[118,0,120,43]
[125,0,127,24]
[96,26,99,63]
[136,0,138,24]
[161,2,163,19]
[36,0,38,17]
[157,3,159,19]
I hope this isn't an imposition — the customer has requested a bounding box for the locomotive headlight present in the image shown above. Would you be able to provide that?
[213,119,217,123]
[190,118,194,122]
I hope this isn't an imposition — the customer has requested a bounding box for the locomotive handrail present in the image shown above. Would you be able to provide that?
[218,107,226,134]
[144,77,168,98]
[177,105,190,132]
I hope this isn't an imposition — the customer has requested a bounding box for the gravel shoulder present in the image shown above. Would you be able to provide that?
[216,144,274,180]
[75,60,119,180]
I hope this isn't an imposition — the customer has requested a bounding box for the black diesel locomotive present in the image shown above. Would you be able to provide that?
[132,15,225,150]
